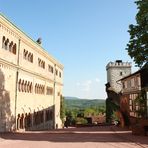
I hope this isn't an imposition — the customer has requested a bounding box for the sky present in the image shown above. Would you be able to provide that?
[0,0,138,99]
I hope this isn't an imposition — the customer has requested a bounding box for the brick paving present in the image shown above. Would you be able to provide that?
[0,126,147,148]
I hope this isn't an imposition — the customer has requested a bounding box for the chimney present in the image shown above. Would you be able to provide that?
[36,37,42,45]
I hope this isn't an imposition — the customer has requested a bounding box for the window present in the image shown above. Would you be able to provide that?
[21,80,24,92]
[137,76,141,87]
[31,54,33,63]
[35,84,37,94]
[55,69,58,76]
[127,80,131,88]
[48,65,54,73]
[46,87,53,95]
[24,49,27,59]
[45,110,53,121]
[45,110,49,121]
[18,79,33,93]
[2,36,5,48]
[131,78,135,87]
[28,53,31,61]
[9,41,13,52]
[2,36,17,55]
[35,83,45,94]
[18,79,21,91]
[30,82,33,93]
[120,71,123,76]
[123,81,127,89]
[12,44,16,54]
[24,81,27,92]
[27,82,30,93]
[59,72,62,78]
[38,58,45,69]
[23,49,33,63]
[5,39,9,50]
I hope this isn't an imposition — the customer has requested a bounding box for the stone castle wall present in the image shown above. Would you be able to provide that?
[0,14,63,132]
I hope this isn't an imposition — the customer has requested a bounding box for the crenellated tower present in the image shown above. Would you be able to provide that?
[106,60,132,93]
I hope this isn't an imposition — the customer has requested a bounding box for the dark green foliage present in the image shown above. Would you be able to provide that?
[65,110,77,125]
[126,0,148,67]
[106,98,120,124]
[76,117,88,125]
[64,98,106,125]
[65,98,105,110]
[60,95,65,123]
[134,90,147,118]
[106,99,114,123]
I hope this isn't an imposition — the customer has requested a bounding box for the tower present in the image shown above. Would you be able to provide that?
[105,60,132,123]
[106,60,132,93]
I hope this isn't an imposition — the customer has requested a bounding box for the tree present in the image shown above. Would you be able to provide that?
[60,95,65,123]
[126,0,148,67]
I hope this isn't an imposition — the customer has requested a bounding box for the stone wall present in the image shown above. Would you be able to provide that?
[0,14,64,132]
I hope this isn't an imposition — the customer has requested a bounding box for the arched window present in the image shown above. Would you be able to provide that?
[27,82,30,93]
[20,114,24,129]
[28,53,31,62]
[38,84,41,94]
[9,41,13,52]
[43,62,45,69]
[43,86,45,94]
[30,82,32,93]
[31,54,33,63]
[35,84,37,94]
[49,110,53,120]
[40,111,43,123]
[36,84,38,94]
[40,61,42,68]
[41,85,43,94]
[2,36,5,48]
[5,38,9,50]
[38,58,41,66]
[12,43,16,54]
[24,81,27,92]
[26,113,31,128]
[23,49,26,59]
[18,79,21,92]
[45,110,49,121]
[21,80,24,92]
[39,85,41,94]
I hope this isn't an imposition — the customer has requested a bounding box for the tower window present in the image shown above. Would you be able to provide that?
[120,72,123,76]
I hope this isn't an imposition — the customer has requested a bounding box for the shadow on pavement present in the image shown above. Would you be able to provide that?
[0,126,148,145]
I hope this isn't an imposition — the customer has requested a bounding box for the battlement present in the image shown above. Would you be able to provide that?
[106,61,132,70]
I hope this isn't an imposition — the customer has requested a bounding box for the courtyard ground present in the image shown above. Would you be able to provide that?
[0,126,148,148]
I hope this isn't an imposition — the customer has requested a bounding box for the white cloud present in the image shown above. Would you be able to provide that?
[95,78,100,83]
[76,80,92,92]
[73,78,106,99]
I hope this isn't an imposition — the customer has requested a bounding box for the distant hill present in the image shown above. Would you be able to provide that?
[64,96,106,110]
[64,96,80,100]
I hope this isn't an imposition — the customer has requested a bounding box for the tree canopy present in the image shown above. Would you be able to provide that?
[126,0,148,67]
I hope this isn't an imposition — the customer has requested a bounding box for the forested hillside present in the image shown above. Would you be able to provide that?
[63,97,106,125]
[64,97,105,110]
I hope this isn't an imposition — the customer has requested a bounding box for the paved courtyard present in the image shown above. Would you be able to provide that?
[0,126,148,148]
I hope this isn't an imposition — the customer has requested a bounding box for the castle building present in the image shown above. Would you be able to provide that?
[119,63,148,134]
[106,60,132,93]
[105,60,132,123]
[0,14,64,132]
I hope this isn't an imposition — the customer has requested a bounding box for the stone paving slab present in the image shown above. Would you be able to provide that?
[0,126,147,148]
